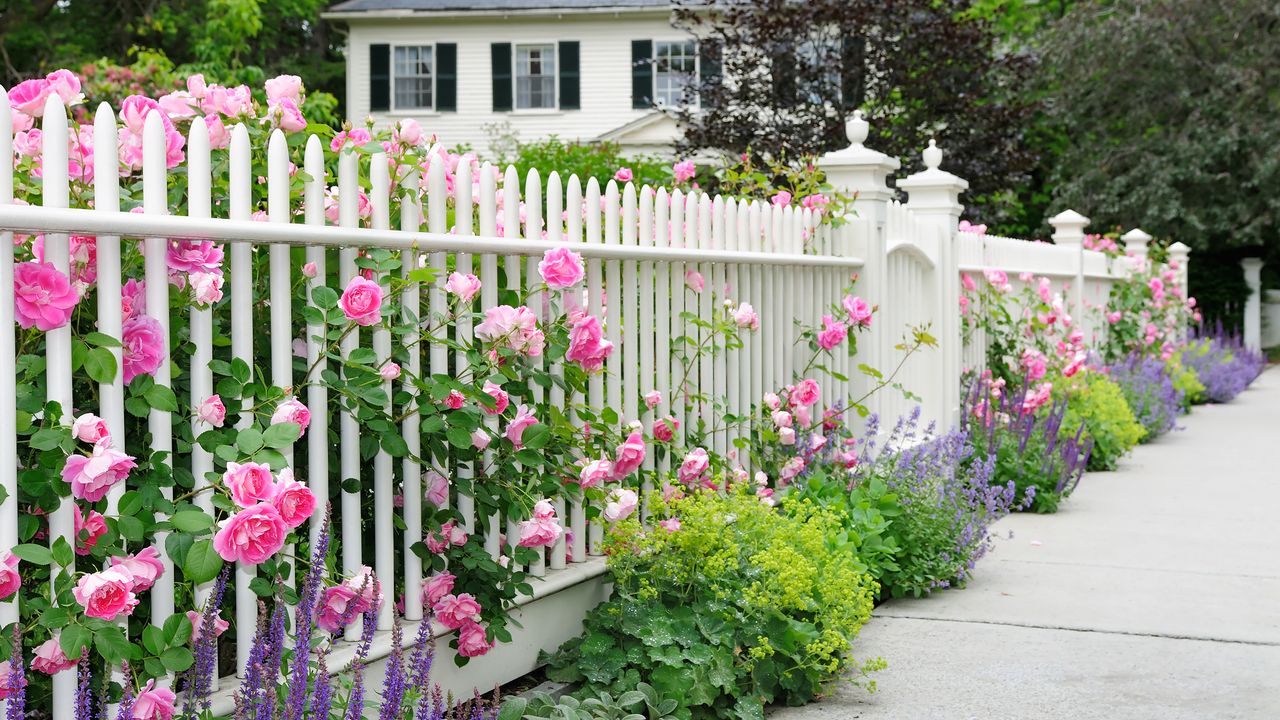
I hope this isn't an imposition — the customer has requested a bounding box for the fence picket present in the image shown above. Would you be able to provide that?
[336,148,363,642]
[0,87,17,641]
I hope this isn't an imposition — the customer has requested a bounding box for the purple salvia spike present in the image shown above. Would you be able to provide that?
[114,663,135,720]
[5,627,26,720]
[377,617,407,720]
[285,510,333,720]
[75,654,94,720]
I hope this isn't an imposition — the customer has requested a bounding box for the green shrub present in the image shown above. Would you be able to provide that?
[545,490,881,719]
[1057,372,1146,471]
[1167,355,1206,410]
[492,135,672,188]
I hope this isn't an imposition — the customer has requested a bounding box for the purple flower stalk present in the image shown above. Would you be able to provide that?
[1106,352,1183,437]
[285,509,333,720]
[5,627,26,720]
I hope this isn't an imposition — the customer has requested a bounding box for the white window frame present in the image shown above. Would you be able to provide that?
[652,38,700,108]
[391,43,436,113]
[513,42,558,112]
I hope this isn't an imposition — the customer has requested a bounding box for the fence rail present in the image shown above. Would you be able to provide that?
[0,95,1185,718]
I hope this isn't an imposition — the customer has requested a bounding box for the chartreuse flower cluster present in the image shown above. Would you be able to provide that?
[545,489,880,720]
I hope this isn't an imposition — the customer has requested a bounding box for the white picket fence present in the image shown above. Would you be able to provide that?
[0,95,1187,717]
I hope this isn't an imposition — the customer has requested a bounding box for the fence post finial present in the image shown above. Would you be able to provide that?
[1120,227,1152,260]
[1048,209,1090,247]
[817,109,900,224]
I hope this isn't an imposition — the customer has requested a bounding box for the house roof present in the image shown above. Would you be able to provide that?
[327,0,672,13]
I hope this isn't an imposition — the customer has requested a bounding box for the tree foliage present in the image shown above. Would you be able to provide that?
[0,0,343,103]
[671,0,1041,226]
[1041,0,1279,260]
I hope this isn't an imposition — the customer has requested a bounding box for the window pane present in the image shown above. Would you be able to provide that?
[393,45,433,109]
[654,40,697,106]
[516,44,556,109]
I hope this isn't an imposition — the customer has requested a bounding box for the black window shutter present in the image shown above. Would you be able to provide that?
[559,41,581,110]
[370,44,390,112]
[698,39,723,109]
[491,43,513,112]
[840,36,864,112]
[771,42,797,108]
[631,39,653,109]
[436,43,457,111]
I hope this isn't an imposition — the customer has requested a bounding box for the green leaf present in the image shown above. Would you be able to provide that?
[446,427,472,450]
[93,627,135,663]
[60,624,92,660]
[170,510,214,533]
[521,423,551,450]
[349,347,377,365]
[11,543,52,565]
[144,384,180,412]
[84,348,119,384]
[249,576,274,597]
[182,540,223,585]
[142,625,165,655]
[116,515,145,543]
[262,422,302,449]
[83,332,123,348]
[236,427,264,454]
[163,613,193,646]
[29,428,65,451]
[160,647,194,672]
[311,286,339,310]
[50,537,73,568]
[381,433,409,457]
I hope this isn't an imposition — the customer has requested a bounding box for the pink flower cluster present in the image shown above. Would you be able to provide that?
[517,499,563,547]
[214,465,315,564]
[316,565,384,633]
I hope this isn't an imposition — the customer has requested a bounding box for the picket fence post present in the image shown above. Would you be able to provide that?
[1121,227,1151,263]
[817,111,899,420]
[897,140,968,427]
[1049,209,1090,326]
[1241,258,1264,351]
[1168,242,1192,343]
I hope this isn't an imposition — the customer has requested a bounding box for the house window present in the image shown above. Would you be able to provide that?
[654,40,698,106]
[516,44,557,109]
[394,45,433,110]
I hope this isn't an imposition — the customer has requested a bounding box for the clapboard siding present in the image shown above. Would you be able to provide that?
[345,13,692,155]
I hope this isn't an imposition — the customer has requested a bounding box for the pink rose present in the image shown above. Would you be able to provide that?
[190,272,224,305]
[425,470,450,507]
[0,552,20,600]
[157,91,198,119]
[763,392,781,410]
[31,638,76,675]
[63,442,137,502]
[644,390,662,409]
[672,160,696,184]
[961,274,977,292]
[423,572,455,607]
[117,95,186,170]
[122,314,165,383]
[475,305,544,357]
[566,315,613,372]
[505,405,538,448]
[779,427,796,445]
[842,295,873,326]
[611,431,646,479]
[1021,382,1053,414]
[186,74,209,99]
[201,84,253,117]
[771,190,792,208]
[73,567,139,621]
[445,272,482,302]
[984,269,1010,292]
[779,457,805,483]
[653,416,678,442]
[213,504,288,564]
[577,459,613,488]
[1021,350,1048,382]
[434,592,482,629]
[444,390,465,410]
[271,397,311,436]
[538,247,585,290]
[677,447,710,485]
[301,262,319,279]
[457,620,493,657]
[132,679,176,720]
[791,379,820,407]
[772,410,793,428]
[13,261,79,331]
[800,193,829,211]
[471,430,491,450]
[7,78,52,116]
[343,566,384,616]
[204,113,230,149]
[613,168,633,183]
[481,381,509,415]
[121,278,146,321]
[396,118,424,146]
[197,395,226,428]
[223,461,278,508]
[74,505,107,556]
[603,488,638,522]
[339,276,384,326]
[817,314,847,350]
[733,303,759,331]
[272,473,317,529]
[315,584,361,633]
[186,610,229,644]
[267,98,307,132]
[264,74,304,103]
[109,547,165,592]
[685,270,705,293]
[330,128,372,152]
[71,413,110,444]
[379,362,401,381]
[658,518,681,532]
[518,500,563,548]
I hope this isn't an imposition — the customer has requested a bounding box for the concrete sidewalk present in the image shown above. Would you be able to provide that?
[773,367,1280,720]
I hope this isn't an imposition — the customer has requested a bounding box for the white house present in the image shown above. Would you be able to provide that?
[322,0,719,157]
